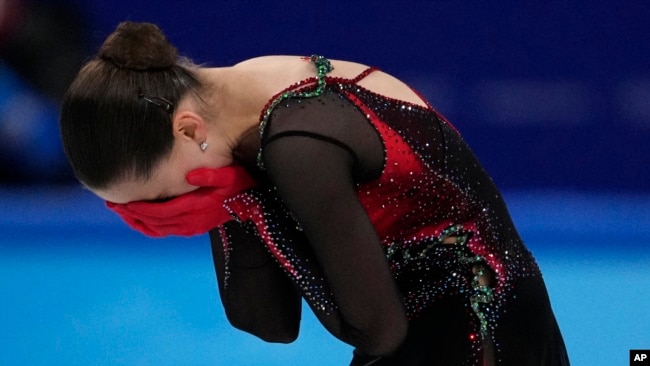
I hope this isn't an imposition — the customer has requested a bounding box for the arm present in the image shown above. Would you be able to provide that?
[209,221,302,343]
[262,131,408,356]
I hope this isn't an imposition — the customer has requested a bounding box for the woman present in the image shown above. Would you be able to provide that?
[60,22,569,365]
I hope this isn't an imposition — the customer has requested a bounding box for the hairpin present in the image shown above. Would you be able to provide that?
[139,94,173,112]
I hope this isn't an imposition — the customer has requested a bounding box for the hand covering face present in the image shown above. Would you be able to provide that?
[106,165,257,237]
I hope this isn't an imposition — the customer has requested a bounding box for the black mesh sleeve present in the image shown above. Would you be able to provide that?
[261,91,408,356]
[208,221,302,343]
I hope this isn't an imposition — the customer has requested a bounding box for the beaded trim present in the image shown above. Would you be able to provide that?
[257,55,334,169]
[217,225,232,289]
[385,224,469,262]
[456,243,495,340]
[386,223,496,340]
[224,189,338,315]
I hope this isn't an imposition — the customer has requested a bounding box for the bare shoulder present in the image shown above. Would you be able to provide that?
[233,55,428,108]
[233,55,368,77]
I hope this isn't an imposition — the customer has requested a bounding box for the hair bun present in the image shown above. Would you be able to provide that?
[99,22,177,70]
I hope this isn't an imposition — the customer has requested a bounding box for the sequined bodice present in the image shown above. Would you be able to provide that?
[246,54,540,310]
[221,56,567,366]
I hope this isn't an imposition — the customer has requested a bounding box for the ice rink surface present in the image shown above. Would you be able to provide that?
[1,186,649,365]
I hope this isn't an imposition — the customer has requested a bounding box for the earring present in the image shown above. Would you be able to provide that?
[200,141,209,151]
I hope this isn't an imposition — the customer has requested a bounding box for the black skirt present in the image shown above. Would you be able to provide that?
[350,276,570,366]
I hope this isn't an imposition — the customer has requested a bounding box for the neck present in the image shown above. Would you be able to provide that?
[197,67,264,166]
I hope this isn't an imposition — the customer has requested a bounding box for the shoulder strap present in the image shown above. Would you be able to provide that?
[348,66,380,84]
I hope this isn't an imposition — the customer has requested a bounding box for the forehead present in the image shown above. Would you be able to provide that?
[91,159,183,203]
[91,175,165,204]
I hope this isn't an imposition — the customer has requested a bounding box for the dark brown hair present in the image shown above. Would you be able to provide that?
[60,21,202,189]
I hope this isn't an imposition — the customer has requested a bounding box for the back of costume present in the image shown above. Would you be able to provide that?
[211,56,570,365]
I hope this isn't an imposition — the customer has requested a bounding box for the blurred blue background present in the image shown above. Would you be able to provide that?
[1,1,648,365]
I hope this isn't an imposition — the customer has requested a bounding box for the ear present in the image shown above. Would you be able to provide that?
[172,111,207,143]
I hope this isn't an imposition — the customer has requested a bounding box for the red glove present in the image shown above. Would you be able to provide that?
[106,165,257,237]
